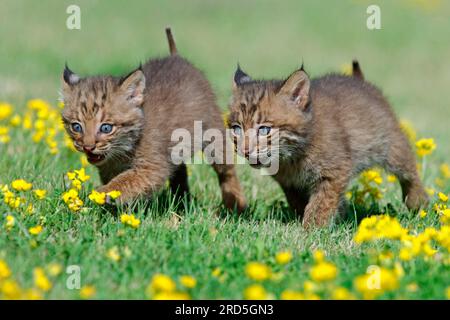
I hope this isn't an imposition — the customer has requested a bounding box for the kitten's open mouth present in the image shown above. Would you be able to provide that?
[85,151,106,164]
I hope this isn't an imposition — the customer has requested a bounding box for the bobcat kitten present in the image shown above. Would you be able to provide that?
[228,64,428,227]
[61,29,246,211]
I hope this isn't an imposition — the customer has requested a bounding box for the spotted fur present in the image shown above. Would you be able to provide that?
[228,65,428,227]
[61,36,246,212]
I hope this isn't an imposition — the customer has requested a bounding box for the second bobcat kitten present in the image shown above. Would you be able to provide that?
[228,65,428,227]
[61,30,246,212]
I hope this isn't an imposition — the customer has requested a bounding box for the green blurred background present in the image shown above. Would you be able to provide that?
[0,0,449,154]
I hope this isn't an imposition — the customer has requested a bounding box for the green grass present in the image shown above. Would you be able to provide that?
[0,0,449,299]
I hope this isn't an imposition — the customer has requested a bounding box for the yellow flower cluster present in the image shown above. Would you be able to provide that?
[1,179,45,213]
[354,266,400,299]
[120,213,141,229]
[0,259,62,299]
[88,189,121,205]
[277,250,344,300]
[275,251,293,265]
[61,168,91,211]
[415,138,436,157]
[67,168,90,190]
[355,203,450,262]
[309,250,338,282]
[62,188,83,212]
[354,215,408,244]
[79,285,96,299]
[0,100,81,157]
[26,99,66,155]
[0,102,14,143]
[245,262,272,281]
[349,168,385,205]
[146,273,191,300]
[243,250,344,300]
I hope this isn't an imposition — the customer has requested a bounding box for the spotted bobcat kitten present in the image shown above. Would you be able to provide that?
[228,64,428,227]
[61,29,246,211]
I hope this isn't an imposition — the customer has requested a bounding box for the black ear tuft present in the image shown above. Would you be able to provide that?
[234,63,252,86]
[119,65,144,86]
[299,60,308,74]
[63,63,80,85]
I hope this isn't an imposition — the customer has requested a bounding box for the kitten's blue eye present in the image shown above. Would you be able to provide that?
[71,122,82,133]
[232,125,242,136]
[258,126,271,136]
[100,124,114,134]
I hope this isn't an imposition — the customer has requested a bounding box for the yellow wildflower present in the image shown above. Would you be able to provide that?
[310,261,338,282]
[0,259,12,279]
[62,188,83,212]
[243,284,268,300]
[354,215,408,244]
[27,99,50,111]
[23,288,43,300]
[415,138,436,157]
[74,168,90,182]
[0,133,10,144]
[426,188,435,196]
[438,192,448,202]
[80,155,89,167]
[303,280,318,293]
[47,263,63,277]
[5,215,15,230]
[387,175,397,183]
[107,190,121,200]
[89,190,106,205]
[281,289,304,300]
[275,251,293,265]
[360,169,383,185]
[406,283,419,292]
[148,274,176,293]
[0,102,13,120]
[441,209,450,224]
[313,250,325,262]
[354,267,399,299]
[212,268,221,278]
[10,114,21,126]
[419,210,427,218]
[33,267,52,291]
[440,163,450,179]
[11,179,33,191]
[106,247,121,262]
[80,285,96,299]
[245,262,271,281]
[153,291,190,300]
[29,225,43,236]
[179,275,197,289]
[120,213,141,228]
[1,279,21,299]
[23,113,32,130]
[33,189,47,200]
[34,119,45,131]
[331,287,356,300]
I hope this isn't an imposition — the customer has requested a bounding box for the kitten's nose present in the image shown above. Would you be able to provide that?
[83,145,96,153]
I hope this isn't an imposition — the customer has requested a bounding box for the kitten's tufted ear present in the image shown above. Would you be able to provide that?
[119,66,146,106]
[62,63,80,89]
[278,68,310,110]
[233,64,252,89]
